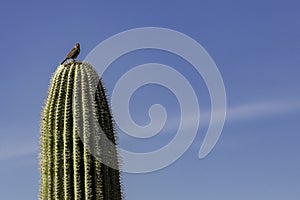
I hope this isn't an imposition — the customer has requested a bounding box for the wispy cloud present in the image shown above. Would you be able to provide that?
[160,99,300,134]
[164,99,300,132]
[2,99,299,160]
[226,99,300,122]
[0,138,38,161]
[118,99,300,138]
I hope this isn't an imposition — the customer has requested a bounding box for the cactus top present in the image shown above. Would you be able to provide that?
[40,62,122,200]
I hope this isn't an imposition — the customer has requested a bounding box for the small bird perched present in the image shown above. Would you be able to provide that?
[61,43,80,65]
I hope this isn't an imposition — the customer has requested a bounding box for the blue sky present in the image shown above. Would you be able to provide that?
[0,0,300,199]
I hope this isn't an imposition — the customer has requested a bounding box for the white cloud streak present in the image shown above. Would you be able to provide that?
[166,99,300,132]
[0,139,38,161]
[2,99,299,160]
[226,99,300,122]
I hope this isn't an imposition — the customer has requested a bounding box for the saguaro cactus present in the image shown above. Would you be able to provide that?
[40,62,122,200]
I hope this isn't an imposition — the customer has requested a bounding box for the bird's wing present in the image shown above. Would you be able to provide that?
[66,47,77,59]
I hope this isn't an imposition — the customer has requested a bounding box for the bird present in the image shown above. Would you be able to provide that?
[61,43,80,65]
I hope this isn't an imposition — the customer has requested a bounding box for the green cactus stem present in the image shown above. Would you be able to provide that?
[40,62,122,200]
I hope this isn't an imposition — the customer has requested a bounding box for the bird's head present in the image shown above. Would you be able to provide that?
[75,43,80,49]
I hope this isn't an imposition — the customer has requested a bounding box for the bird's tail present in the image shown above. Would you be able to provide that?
[61,58,67,65]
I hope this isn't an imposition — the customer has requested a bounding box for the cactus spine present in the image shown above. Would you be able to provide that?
[40,62,122,200]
